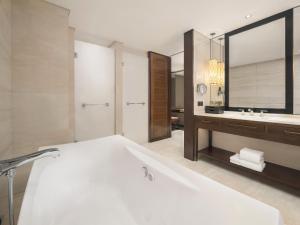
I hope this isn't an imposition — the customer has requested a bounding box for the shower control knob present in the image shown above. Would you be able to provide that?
[142,166,148,177]
[148,173,154,181]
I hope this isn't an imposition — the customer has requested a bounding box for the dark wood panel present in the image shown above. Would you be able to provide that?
[221,118,266,137]
[195,116,221,130]
[195,115,300,146]
[267,123,300,146]
[199,147,300,190]
[148,52,171,142]
[184,30,195,160]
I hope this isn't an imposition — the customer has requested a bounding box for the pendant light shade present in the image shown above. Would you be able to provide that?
[208,33,218,85]
[209,35,224,86]
[208,59,219,84]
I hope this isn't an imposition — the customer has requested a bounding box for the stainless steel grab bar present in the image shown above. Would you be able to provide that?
[126,102,145,106]
[82,102,109,108]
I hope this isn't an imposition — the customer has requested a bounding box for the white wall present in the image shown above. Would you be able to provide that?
[123,52,148,143]
[171,52,184,72]
[72,32,150,143]
[75,41,115,141]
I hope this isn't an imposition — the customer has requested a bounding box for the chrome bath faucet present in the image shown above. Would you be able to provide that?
[0,148,60,225]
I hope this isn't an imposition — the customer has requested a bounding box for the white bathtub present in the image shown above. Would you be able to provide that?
[18,135,284,225]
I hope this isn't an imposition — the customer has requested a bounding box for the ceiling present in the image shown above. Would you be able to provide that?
[46,0,300,54]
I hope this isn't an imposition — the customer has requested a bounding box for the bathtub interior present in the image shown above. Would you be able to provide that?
[18,135,283,225]
[18,137,138,225]
[117,145,282,225]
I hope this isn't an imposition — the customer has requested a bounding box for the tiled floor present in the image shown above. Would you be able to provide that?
[143,131,300,225]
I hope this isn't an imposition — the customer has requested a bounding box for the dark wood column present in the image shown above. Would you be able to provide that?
[184,30,196,160]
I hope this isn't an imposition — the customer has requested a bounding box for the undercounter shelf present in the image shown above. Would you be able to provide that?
[198,147,300,190]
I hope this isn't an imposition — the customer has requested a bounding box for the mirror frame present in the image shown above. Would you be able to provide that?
[224,9,294,114]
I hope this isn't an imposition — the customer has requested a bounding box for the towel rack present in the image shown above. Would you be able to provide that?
[81,102,109,108]
[126,102,145,106]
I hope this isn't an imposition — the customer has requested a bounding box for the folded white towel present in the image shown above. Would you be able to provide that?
[230,154,266,172]
[240,147,264,164]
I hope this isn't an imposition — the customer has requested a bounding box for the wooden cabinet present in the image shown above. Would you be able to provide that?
[195,115,300,190]
[267,124,300,146]
[221,119,266,138]
[195,115,300,146]
[196,116,220,130]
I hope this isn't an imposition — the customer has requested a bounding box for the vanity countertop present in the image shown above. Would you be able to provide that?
[194,111,300,126]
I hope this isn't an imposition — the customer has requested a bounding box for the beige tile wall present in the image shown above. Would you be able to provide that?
[229,58,285,109]
[12,0,74,152]
[193,31,210,150]
[193,31,210,114]
[0,0,12,221]
[0,2,75,223]
[68,27,75,141]
[294,7,300,114]
[111,42,124,134]
[0,0,74,207]
[0,0,12,157]
[294,55,300,114]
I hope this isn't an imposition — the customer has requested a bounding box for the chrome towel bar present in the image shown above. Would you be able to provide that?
[126,102,145,106]
[81,102,109,108]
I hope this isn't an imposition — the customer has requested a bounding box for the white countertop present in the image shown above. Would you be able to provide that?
[194,111,300,126]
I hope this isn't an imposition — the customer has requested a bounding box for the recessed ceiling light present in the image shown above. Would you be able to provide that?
[245,14,252,19]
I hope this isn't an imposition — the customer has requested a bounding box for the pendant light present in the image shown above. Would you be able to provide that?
[217,37,225,86]
[208,33,218,85]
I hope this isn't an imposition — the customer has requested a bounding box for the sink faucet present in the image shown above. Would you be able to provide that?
[0,148,60,225]
[260,109,268,117]
[248,108,254,116]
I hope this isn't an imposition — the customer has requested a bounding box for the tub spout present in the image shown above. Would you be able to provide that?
[0,148,60,225]
[0,148,60,176]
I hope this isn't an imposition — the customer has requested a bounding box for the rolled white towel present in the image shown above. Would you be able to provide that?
[240,148,264,164]
[230,154,241,165]
[230,154,266,172]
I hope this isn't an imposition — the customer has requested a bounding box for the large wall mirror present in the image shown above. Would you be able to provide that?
[225,9,294,113]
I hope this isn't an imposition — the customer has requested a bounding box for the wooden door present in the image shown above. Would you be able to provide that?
[148,52,171,142]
